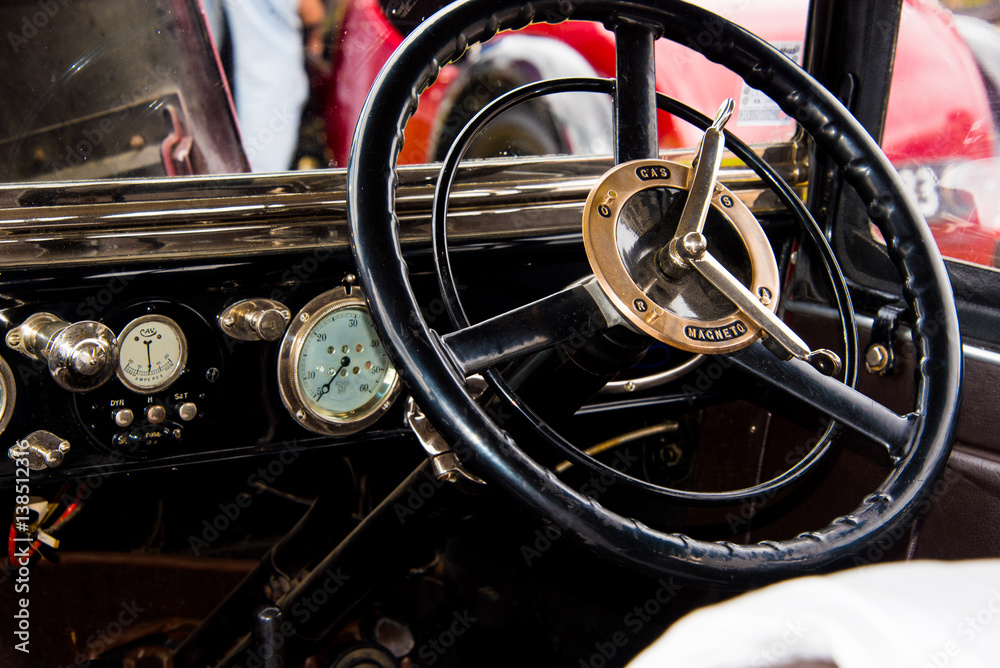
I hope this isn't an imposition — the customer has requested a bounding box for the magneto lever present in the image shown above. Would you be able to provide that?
[676,232,842,376]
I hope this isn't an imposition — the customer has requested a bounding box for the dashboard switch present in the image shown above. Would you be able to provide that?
[114,408,135,428]
[146,404,167,424]
[219,299,290,342]
[177,402,198,421]
[7,430,70,470]
[6,313,118,392]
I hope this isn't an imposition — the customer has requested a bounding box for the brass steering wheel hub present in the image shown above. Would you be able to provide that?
[583,159,780,355]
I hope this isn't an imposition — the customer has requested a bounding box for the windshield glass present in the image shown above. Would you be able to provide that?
[1,0,998,270]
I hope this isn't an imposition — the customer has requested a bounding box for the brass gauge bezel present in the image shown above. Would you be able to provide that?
[116,314,189,394]
[0,355,15,436]
[277,285,400,436]
[583,159,781,355]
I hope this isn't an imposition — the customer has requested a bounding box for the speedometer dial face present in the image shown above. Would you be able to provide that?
[297,308,392,416]
[278,286,399,435]
[117,314,188,394]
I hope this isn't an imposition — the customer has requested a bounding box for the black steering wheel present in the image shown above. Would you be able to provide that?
[348,0,962,585]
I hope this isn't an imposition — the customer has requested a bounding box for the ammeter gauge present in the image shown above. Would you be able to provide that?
[117,314,188,394]
[278,286,399,435]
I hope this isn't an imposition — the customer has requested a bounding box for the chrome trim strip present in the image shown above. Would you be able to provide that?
[0,147,804,269]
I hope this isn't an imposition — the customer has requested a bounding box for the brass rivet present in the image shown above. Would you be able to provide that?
[865,344,891,373]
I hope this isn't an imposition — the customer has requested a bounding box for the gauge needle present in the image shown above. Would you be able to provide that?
[144,340,152,370]
[315,356,351,401]
[658,99,734,279]
[676,232,842,376]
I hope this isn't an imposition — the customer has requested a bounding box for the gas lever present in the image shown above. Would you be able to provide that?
[658,98,734,279]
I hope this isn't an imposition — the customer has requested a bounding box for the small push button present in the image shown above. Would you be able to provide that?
[114,408,134,428]
[177,402,198,421]
[146,404,167,425]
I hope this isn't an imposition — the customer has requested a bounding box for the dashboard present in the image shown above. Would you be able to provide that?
[0,148,802,487]
[0,154,769,485]
[0,251,395,481]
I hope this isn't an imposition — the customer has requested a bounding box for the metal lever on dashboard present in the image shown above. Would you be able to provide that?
[404,376,489,492]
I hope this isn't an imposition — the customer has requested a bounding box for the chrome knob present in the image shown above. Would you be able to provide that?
[114,408,135,428]
[6,313,118,391]
[146,404,167,425]
[176,401,198,421]
[219,299,291,342]
[249,308,288,341]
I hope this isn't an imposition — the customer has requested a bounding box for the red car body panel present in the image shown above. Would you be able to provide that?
[885,0,995,165]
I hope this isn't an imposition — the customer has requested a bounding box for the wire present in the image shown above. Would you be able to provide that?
[7,482,88,568]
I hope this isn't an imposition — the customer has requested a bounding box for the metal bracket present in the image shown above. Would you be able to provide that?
[866,303,906,375]
[404,378,487,492]
[8,430,71,470]
[161,105,195,176]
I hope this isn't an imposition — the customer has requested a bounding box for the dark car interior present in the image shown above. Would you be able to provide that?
[1,0,999,666]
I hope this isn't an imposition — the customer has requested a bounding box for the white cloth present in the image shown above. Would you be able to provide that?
[202,0,308,172]
[627,560,1000,668]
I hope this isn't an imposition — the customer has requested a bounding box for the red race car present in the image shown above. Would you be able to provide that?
[320,0,1000,267]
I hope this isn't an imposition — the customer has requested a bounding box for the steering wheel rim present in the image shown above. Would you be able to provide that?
[349,0,962,585]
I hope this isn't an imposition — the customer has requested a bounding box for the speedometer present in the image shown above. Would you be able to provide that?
[278,284,400,435]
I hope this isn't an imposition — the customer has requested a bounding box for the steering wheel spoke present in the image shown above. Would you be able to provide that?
[441,278,621,376]
[729,341,916,459]
[613,18,660,163]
